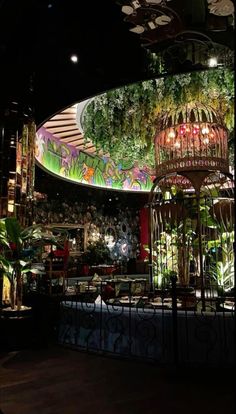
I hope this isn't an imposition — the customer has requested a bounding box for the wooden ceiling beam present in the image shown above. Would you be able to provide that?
[55,131,83,138]
[44,121,77,128]
[52,113,75,118]
[61,137,84,144]
[61,106,77,114]
[45,126,79,133]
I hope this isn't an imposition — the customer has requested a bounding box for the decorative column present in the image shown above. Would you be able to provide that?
[0,100,35,226]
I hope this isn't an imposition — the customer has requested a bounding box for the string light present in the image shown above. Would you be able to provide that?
[203,137,209,144]
[202,126,210,134]
[168,129,175,139]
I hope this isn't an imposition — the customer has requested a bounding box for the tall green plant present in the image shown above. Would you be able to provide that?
[207,232,234,290]
[0,217,62,310]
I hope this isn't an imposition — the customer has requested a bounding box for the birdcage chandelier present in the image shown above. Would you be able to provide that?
[155,102,229,180]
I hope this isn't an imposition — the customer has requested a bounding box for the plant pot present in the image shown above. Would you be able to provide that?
[1,305,32,318]
[0,306,34,351]
[176,286,195,294]
[176,286,196,309]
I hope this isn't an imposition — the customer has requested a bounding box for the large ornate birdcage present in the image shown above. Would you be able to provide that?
[154,103,229,179]
[149,102,234,303]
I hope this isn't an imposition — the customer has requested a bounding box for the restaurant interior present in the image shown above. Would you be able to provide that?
[0,0,235,365]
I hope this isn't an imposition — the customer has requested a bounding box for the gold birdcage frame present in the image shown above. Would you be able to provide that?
[155,103,229,179]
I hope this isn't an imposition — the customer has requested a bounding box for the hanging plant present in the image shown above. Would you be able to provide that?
[83,68,234,168]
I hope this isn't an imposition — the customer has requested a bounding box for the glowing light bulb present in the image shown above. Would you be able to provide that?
[202,126,210,134]
[168,129,175,139]
[70,54,78,63]
[203,137,209,144]
[174,141,180,148]
[208,57,218,68]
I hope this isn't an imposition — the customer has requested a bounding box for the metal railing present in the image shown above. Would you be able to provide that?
[55,277,235,366]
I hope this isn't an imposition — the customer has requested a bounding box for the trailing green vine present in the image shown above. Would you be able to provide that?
[83,68,234,168]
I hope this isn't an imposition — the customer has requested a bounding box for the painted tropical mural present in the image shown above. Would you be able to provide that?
[36,128,154,191]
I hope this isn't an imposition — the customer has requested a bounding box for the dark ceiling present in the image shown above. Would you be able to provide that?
[0,0,234,205]
[1,0,234,124]
[0,0,147,124]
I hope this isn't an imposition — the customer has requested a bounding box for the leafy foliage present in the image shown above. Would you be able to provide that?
[0,217,62,310]
[82,240,111,266]
[83,69,234,168]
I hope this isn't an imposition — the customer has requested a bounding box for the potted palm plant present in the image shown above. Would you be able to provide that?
[0,217,61,315]
[0,217,65,350]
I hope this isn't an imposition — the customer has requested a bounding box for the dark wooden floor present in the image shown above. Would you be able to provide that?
[0,346,234,414]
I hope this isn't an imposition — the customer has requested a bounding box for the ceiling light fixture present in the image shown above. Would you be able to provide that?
[131,0,141,9]
[146,0,162,4]
[70,54,78,63]
[129,25,145,34]
[155,15,172,25]
[121,5,134,15]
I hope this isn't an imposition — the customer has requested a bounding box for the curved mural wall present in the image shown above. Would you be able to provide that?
[36,100,154,192]
[36,126,154,191]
